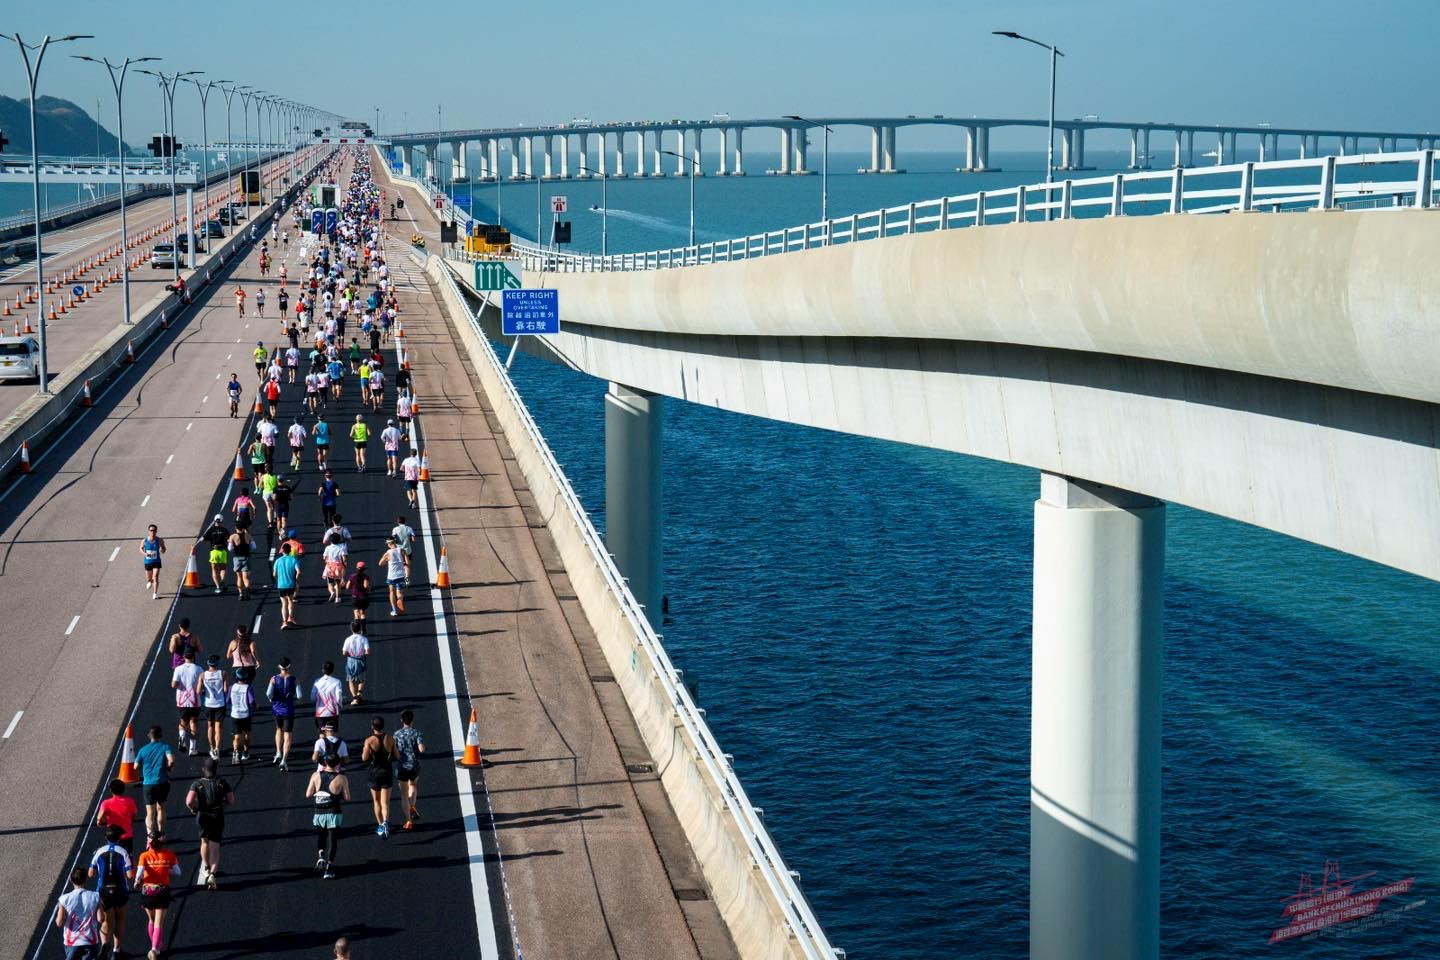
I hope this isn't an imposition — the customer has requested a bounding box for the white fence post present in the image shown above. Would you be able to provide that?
[1111,174,1126,217]
[879,207,887,237]
[907,202,916,233]
[1239,161,1255,212]
[1319,156,1336,210]
[1417,150,1435,209]
[1061,180,1073,220]
[1169,168,1183,214]
[1015,186,1027,224]
[975,191,987,226]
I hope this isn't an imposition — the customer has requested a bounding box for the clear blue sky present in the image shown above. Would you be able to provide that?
[1,0,1433,153]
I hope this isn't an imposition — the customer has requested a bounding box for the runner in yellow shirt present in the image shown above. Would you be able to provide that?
[348,415,369,473]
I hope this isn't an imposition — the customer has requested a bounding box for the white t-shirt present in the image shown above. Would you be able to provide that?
[172,662,202,707]
[396,396,412,419]
[201,669,227,709]
[287,423,307,447]
[323,542,348,566]
[312,675,344,717]
[256,421,279,445]
[58,888,101,947]
[381,427,402,451]
[341,632,369,659]
[286,347,299,367]
[312,733,348,766]
[229,681,253,720]
[401,456,420,481]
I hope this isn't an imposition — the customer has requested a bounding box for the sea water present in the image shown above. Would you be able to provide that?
[490,150,1440,957]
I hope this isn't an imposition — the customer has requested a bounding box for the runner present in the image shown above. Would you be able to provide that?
[134,832,181,960]
[349,415,369,472]
[256,414,279,469]
[361,715,395,837]
[273,541,302,629]
[229,523,255,600]
[398,447,422,511]
[171,648,202,756]
[286,343,299,384]
[368,363,386,414]
[235,285,247,318]
[380,537,407,617]
[346,560,371,623]
[395,390,413,442]
[202,514,230,594]
[54,866,103,960]
[266,657,299,771]
[392,514,418,583]
[287,416,308,470]
[200,655,228,761]
[264,376,282,418]
[227,624,260,674]
[314,414,331,469]
[226,371,242,419]
[380,419,402,477]
[94,779,140,855]
[258,466,278,527]
[140,524,166,600]
[228,668,256,763]
[232,488,255,533]
[358,357,371,406]
[393,710,426,829]
[256,287,267,318]
[87,826,133,958]
[341,620,369,705]
[249,438,268,487]
[323,532,348,604]
[304,368,321,413]
[252,341,268,381]
[306,752,350,880]
[317,469,341,527]
[135,726,175,838]
[186,757,235,889]
[311,662,344,735]
[348,337,361,374]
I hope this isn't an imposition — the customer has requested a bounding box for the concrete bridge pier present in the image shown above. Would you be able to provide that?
[673,130,686,175]
[451,141,467,183]
[732,127,745,175]
[508,138,520,180]
[692,128,705,176]
[974,127,990,172]
[960,126,976,172]
[871,125,883,173]
[487,139,500,182]
[542,136,555,180]
[779,127,791,174]
[597,133,608,177]
[882,125,899,173]
[614,132,626,177]
[650,131,665,177]
[1172,133,1182,169]
[577,135,589,178]
[632,130,643,177]
[792,127,809,174]
[559,135,570,179]
[717,128,728,175]
[1031,472,1162,960]
[522,137,534,179]
[1183,130,1194,167]
[400,146,414,177]
[604,383,664,621]
[1074,128,1085,169]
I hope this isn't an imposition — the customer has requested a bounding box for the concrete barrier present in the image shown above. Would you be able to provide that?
[0,150,332,481]
[425,256,835,960]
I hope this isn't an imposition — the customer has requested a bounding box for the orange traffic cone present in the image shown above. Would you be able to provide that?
[253,393,263,415]
[410,394,420,414]
[118,724,142,784]
[233,449,246,481]
[182,551,202,589]
[22,314,33,334]
[18,440,31,474]
[434,546,451,588]
[82,380,93,407]
[457,707,482,767]
[4,301,12,318]
[418,450,430,482]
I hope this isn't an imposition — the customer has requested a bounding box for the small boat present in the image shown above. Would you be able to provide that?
[588,204,601,212]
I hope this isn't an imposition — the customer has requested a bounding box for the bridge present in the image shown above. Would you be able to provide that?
[386,114,1440,183]
[408,143,1440,960]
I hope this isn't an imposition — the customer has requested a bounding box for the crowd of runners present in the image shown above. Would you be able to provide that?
[59,149,432,960]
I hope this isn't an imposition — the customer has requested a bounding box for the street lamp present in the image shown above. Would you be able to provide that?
[185,77,226,227]
[238,86,256,207]
[218,81,238,185]
[2,31,93,395]
[139,68,200,278]
[784,115,831,241]
[993,30,1064,219]
[660,148,697,249]
[74,53,158,328]
[575,164,608,261]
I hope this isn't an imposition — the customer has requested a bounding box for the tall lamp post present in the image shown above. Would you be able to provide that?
[993,30,1064,219]
[660,148,697,249]
[238,86,256,207]
[139,68,199,280]
[185,77,226,226]
[2,31,93,395]
[784,114,831,241]
[75,53,158,328]
[218,81,237,184]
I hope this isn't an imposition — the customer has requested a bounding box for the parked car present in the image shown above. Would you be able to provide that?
[217,204,247,224]
[150,244,177,269]
[204,219,225,238]
[0,335,39,382]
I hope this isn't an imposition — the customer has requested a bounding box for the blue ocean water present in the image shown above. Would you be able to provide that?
[489,151,1440,957]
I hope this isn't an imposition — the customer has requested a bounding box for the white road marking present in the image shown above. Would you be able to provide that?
[215,373,221,380]
[186,422,193,431]
[226,353,233,360]
[2,711,22,739]
[165,454,174,465]
[413,421,502,959]
[64,615,80,636]
[253,614,262,633]
[140,494,150,507]
[202,396,209,403]
[108,546,121,562]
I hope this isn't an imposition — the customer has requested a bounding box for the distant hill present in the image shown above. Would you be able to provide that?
[0,94,132,157]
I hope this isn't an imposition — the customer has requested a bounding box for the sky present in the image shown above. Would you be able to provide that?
[0,0,1434,154]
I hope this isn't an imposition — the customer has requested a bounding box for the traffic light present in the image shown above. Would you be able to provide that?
[147,135,183,157]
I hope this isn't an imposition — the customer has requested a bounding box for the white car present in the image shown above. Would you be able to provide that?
[0,335,40,382]
[150,244,177,269]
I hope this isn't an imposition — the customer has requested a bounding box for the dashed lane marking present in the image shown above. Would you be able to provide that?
[64,615,79,636]
[2,711,21,739]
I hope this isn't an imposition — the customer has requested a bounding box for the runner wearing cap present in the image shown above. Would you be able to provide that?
[252,340,267,380]
[346,561,371,623]
[380,537,407,617]
[267,657,299,770]
[273,541,302,629]
[202,514,231,594]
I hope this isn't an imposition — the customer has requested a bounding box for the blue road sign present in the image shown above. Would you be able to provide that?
[501,289,560,336]
[310,209,323,234]
[71,284,84,298]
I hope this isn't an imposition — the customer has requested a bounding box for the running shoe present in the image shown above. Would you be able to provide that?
[197,867,209,887]
[272,753,281,765]
[316,855,326,872]
[232,750,239,764]
[322,867,335,880]
[280,760,289,772]
[207,869,218,890]
[380,822,389,838]
[375,824,385,837]
[409,806,419,820]
[240,751,250,762]
[188,742,198,757]
[403,819,414,831]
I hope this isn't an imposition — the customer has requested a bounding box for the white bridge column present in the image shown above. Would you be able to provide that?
[1075,129,1085,169]
[1031,472,1163,960]
[452,141,467,182]
[578,134,589,177]
[732,127,744,175]
[964,126,976,171]
[559,134,569,179]
[674,130,686,175]
[872,125,883,173]
[614,131,625,177]
[1060,128,1073,170]
[523,137,534,179]
[793,127,807,173]
[400,146,413,177]
[634,130,645,177]
[508,138,520,179]
[597,133,608,177]
[605,383,664,619]
[652,131,664,176]
[692,128,704,175]
[780,127,791,174]
[488,139,500,181]
[1129,129,1139,169]
[717,128,728,175]
[543,136,554,179]
[975,127,989,172]
[882,126,896,172]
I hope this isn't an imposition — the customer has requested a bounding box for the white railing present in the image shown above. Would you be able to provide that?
[445,150,1437,275]
[431,259,842,960]
[0,186,147,234]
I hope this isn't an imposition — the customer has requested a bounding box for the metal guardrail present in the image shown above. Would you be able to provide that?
[431,259,842,960]
[447,149,1438,274]
[0,187,145,234]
